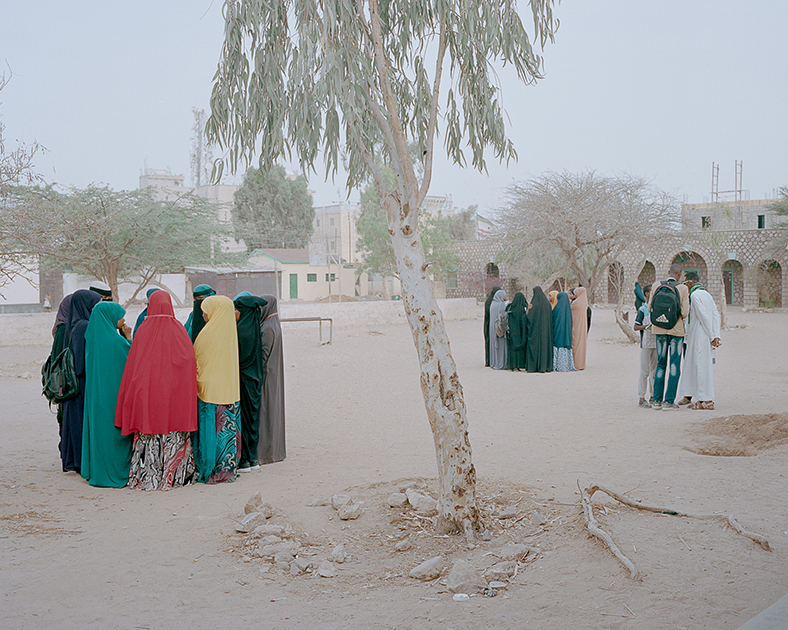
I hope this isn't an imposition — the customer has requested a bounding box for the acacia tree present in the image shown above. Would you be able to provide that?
[496,171,678,300]
[0,70,47,291]
[233,165,315,250]
[207,0,559,534]
[12,185,225,305]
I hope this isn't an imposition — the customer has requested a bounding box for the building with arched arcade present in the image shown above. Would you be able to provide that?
[446,199,787,308]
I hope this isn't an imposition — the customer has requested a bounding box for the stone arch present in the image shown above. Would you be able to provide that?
[638,261,656,288]
[757,260,782,308]
[722,260,744,306]
[607,261,625,304]
[672,251,708,282]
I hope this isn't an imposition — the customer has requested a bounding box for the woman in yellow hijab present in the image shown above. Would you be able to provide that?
[548,290,559,309]
[193,295,241,483]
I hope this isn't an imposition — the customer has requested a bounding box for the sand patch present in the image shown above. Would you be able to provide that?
[687,412,788,456]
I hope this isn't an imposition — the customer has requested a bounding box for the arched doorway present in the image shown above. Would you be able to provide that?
[722,260,744,306]
[757,260,782,307]
[672,251,708,281]
[607,261,625,304]
[638,261,656,288]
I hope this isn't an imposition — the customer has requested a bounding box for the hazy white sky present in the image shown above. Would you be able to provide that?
[2,1,786,215]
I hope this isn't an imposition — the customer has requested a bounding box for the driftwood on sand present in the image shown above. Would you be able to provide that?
[580,483,771,581]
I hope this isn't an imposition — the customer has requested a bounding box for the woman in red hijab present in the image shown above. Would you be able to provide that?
[115,291,198,490]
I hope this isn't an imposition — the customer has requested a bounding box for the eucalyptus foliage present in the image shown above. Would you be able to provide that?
[208,0,557,197]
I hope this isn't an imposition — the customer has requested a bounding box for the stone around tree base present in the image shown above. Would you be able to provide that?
[409,556,445,581]
[446,559,487,594]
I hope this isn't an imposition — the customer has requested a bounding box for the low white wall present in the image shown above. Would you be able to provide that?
[0,298,481,346]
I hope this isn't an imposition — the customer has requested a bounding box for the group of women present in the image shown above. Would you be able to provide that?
[48,284,285,490]
[484,285,589,373]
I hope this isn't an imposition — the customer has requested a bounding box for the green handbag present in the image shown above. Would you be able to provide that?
[41,344,80,404]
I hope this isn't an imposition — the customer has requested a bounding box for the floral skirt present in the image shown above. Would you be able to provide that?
[553,347,577,372]
[129,432,196,491]
[194,400,241,484]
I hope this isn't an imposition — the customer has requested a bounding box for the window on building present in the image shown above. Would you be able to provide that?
[316,218,320,227]
[307,273,317,282]
[447,272,458,289]
[329,218,335,226]
[325,273,336,282]
[758,214,766,229]
[701,216,711,229]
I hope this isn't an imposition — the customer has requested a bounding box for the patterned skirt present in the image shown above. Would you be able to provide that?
[128,432,196,491]
[194,400,241,484]
[553,347,577,372]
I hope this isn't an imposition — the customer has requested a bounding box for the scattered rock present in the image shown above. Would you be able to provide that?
[496,543,529,562]
[337,502,362,520]
[446,559,487,594]
[306,497,330,507]
[488,580,508,589]
[259,535,283,546]
[398,481,419,493]
[387,492,408,508]
[236,511,271,533]
[405,488,438,516]
[484,561,517,580]
[496,506,518,520]
[394,538,412,552]
[452,593,470,602]
[409,556,445,581]
[244,492,264,514]
[531,512,547,527]
[19,372,32,380]
[479,530,492,541]
[250,523,285,538]
[290,557,311,576]
[331,494,352,510]
[317,560,338,578]
[274,551,294,565]
[331,543,347,563]
[258,540,299,558]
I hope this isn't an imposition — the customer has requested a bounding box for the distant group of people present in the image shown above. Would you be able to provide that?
[48,281,285,489]
[634,264,721,410]
[483,285,589,373]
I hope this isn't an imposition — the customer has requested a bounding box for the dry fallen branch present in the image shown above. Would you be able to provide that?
[579,483,771,581]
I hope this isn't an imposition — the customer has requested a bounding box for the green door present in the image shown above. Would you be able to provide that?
[289,273,298,299]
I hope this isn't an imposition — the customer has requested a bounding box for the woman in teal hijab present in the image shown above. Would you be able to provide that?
[81,301,133,487]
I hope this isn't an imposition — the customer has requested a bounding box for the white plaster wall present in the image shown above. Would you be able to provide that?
[0,298,481,346]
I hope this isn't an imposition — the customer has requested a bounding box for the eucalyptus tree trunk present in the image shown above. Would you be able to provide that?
[382,195,480,535]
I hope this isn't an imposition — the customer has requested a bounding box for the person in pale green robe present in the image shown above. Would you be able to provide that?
[81,301,133,488]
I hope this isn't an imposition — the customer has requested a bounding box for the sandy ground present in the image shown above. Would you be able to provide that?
[1,306,787,630]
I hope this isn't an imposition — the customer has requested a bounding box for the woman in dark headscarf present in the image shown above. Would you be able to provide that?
[81,301,133,487]
[488,289,508,370]
[483,285,501,367]
[185,284,216,342]
[48,293,73,437]
[132,287,160,336]
[506,292,528,370]
[233,291,268,471]
[116,291,198,490]
[525,287,553,373]
[257,295,286,464]
[59,289,102,472]
[552,292,576,372]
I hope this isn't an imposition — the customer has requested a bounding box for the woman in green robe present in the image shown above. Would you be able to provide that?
[81,301,133,488]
